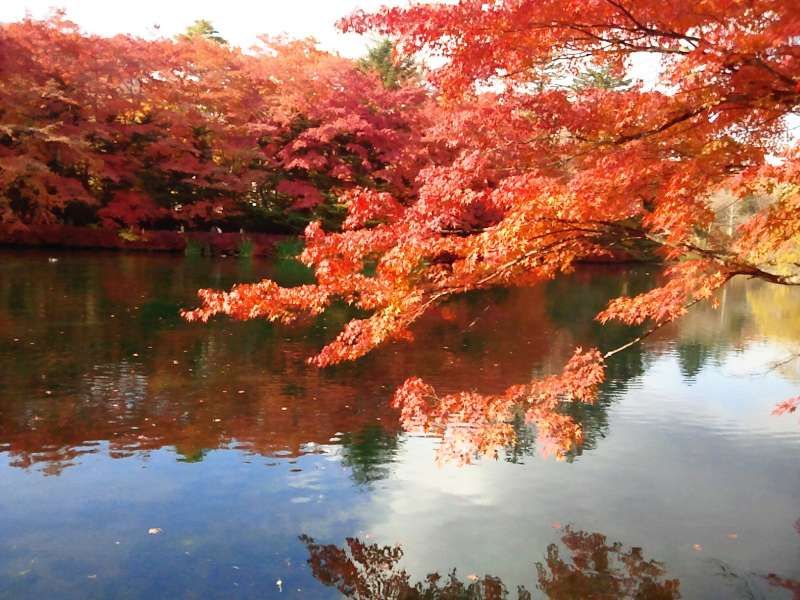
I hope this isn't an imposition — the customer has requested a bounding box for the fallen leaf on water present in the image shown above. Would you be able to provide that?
[148,528,163,535]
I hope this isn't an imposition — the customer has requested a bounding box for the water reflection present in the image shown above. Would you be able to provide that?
[0,252,798,475]
[301,526,681,599]
[1,251,799,598]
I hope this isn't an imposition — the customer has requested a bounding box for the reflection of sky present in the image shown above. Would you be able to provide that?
[360,347,800,598]
[0,448,360,598]
[629,344,800,427]
[4,343,797,597]
[1,256,800,598]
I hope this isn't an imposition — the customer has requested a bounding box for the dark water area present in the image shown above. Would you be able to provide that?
[0,250,798,599]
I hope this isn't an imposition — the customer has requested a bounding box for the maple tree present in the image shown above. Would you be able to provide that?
[186,0,800,462]
[0,14,431,233]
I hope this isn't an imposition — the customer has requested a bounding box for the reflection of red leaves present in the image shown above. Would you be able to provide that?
[538,526,681,599]
[302,527,681,599]
[763,519,800,599]
[766,573,800,600]
[392,348,605,463]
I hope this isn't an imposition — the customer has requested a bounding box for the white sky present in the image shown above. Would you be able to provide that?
[3,0,797,141]
[0,0,407,57]
[0,0,667,88]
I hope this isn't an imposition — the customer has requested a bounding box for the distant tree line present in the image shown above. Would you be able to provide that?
[0,15,431,233]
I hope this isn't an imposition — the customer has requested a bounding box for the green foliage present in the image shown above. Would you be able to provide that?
[570,67,631,92]
[237,237,254,258]
[358,39,417,89]
[275,237,305,261]
[184,238,208,257]
[181,19,227,45]
[339,425,401,485]
[271,238,315,286]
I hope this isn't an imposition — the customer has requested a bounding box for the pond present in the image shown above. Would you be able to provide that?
[0,250,798,599]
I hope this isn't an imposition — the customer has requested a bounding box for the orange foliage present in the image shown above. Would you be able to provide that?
[181,0,797,459]
[393,348,604,463]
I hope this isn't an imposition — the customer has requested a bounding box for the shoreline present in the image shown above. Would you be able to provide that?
[0,225,288,257]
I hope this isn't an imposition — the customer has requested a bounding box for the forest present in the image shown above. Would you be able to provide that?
[0,15,430,237]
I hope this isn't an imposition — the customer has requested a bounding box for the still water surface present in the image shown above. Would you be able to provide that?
[0,250,798,599]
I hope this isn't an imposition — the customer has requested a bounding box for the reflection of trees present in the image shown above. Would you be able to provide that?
[765,519,800,600]
[670,277,800,380]
[339,424,402,485]
[667,280,751,381]
[502,413,537,464]
[536,528,680,599]
[0,254,404,475]
[300,526,681,599]
[766,574,800,599]
[543,267,652,462]
[747,284,800,345]
[675,342,715,380]
[301,533,529,599]
[0,253,606,472]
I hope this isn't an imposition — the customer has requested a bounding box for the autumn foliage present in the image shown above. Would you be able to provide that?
[301,527,681,598]
[0,13,431,232]
[184,0,800,461]
[8,3,798,462]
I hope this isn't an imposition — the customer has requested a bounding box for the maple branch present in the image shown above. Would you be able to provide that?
[602,295,709,359]
[603,0,701,46]
[575,105,708,146]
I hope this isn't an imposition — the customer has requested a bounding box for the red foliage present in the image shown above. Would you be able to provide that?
[186,0,800,459]
[392,348,604,463]
[773,397,800,417]
[0,15,431,231]
[301,527,681,599]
